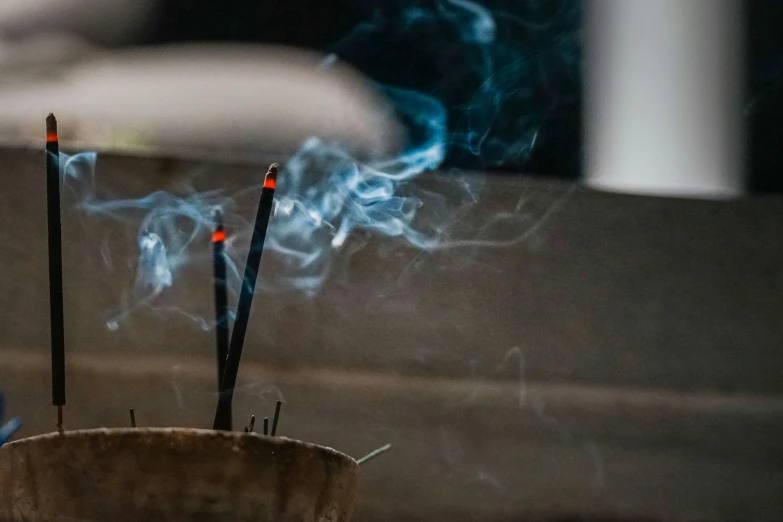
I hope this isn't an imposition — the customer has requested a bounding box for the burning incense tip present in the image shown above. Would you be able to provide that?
[46,113,58,142]
[212,229,226,243]
[248,415,256,433]
[129,408,136,428]
[212,208,226,243]
[356,444,392,465]
[263,163,278,189]
[271,400,282,436]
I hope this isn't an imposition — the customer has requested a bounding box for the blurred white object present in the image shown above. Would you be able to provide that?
[585,0,744,198]
[0,33,94,72]
[0,44,399,157]
[0,0,154,45]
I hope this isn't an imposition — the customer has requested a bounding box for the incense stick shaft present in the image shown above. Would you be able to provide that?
[356,444,392,465]
[129,408,136,428]
[213,164,278,431]
[213,212,229,392]
[271,400,282,436]
[46,113,65,409]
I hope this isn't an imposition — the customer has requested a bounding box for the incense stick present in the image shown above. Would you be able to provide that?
[129,408,136,428]
[212,210,229,403]
[356,444,392,465]
[271,400,282,436]
[213,164,278,431]
[263,417,268,435]
[46,113,66,430]
[248,415,256,433]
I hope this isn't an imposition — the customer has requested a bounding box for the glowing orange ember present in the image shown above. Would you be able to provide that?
[46,132,58,143]
[263,163,278,190]
[212,229,226,243]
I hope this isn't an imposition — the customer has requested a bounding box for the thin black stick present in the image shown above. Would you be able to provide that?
[271,400,282,436]
[129,408,136,428]
[356,444,392,465]
[248,415,256,433]
[213,164,278,431]
[263,417,268,435]
[46,113,66,428]
[212,209,230,423]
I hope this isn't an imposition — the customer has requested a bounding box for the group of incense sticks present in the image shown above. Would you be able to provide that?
[44,113,280,433]
[241,400,281,435]
[211,162,278,431]
[43,115,392,464]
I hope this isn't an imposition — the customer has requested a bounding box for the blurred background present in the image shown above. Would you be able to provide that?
[2,1,783,521]
[1,0,783,192]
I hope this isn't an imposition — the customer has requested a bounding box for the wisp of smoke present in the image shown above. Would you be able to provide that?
[61,0,579,330]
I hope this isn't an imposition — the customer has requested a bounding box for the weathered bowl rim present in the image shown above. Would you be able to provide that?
[1,427,359,468]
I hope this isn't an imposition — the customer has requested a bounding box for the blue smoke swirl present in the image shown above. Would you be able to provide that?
[62,0,579,330]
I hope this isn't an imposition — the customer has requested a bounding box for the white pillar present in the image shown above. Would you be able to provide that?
[585,0,744,198]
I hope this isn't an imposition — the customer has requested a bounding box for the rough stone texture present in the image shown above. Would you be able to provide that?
[0,428,358,522]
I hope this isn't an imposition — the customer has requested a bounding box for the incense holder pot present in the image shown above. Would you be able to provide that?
[0,428,358,522]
